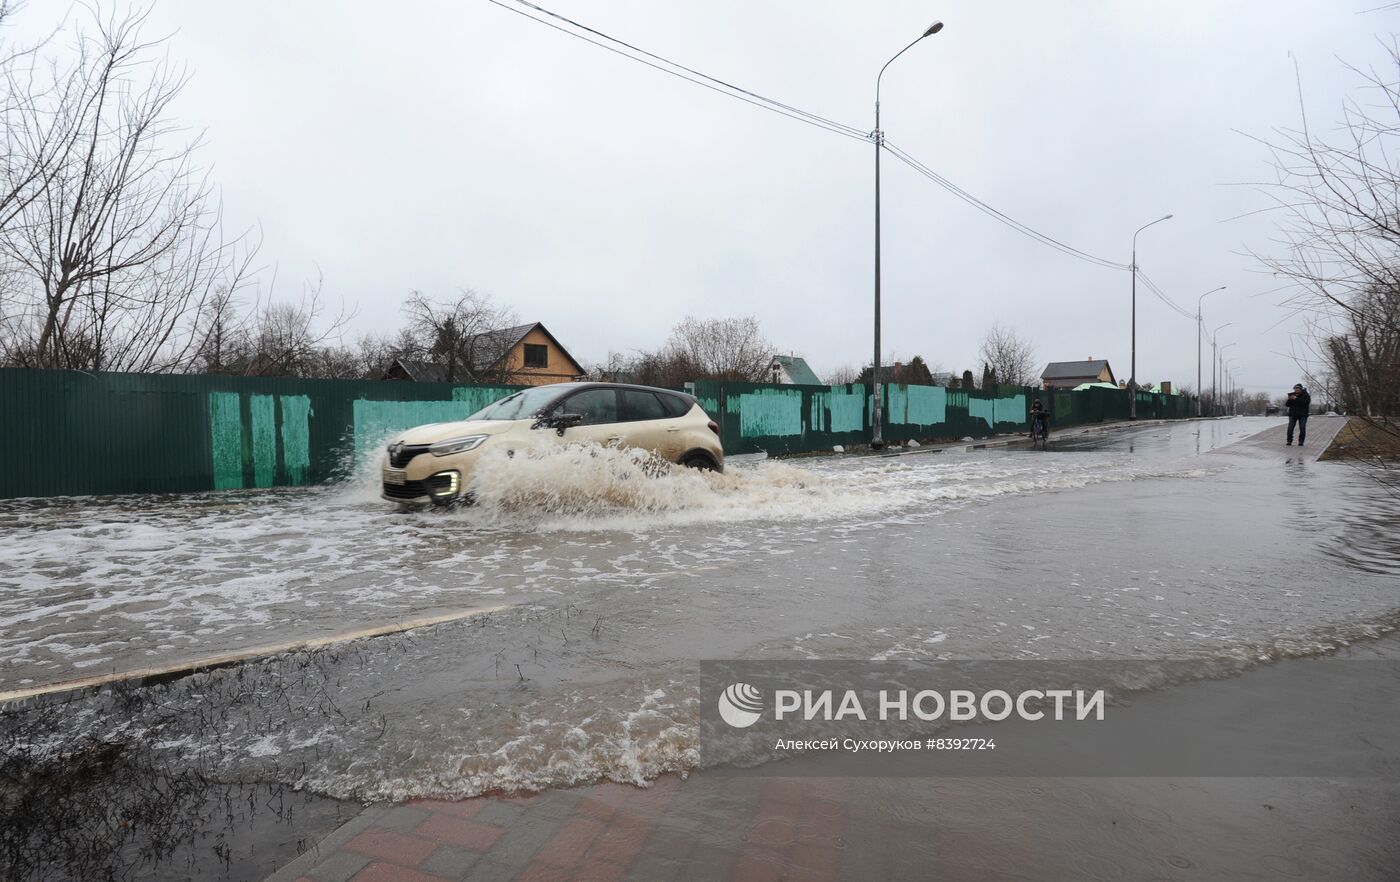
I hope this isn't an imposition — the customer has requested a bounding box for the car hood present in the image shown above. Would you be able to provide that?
[391,419,524,445]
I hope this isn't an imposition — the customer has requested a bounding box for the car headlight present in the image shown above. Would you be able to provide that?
[429,434,489,456]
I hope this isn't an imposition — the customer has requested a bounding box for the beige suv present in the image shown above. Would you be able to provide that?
[381,382,724,505]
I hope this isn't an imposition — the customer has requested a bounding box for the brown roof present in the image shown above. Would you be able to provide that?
[382,322,584,382]
[1041,359,1115,382]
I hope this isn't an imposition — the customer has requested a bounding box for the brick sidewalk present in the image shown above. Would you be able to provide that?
[268,777,846,882]
[264,761,1400,880]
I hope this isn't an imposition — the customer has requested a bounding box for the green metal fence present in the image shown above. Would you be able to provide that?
[692,380,1191,455]
[0,368,1195,499]
[0,368,522,499]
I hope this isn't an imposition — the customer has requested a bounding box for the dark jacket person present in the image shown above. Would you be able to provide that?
[1285,384,1311,446]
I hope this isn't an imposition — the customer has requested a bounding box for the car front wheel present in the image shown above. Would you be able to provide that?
[680,453,718,471]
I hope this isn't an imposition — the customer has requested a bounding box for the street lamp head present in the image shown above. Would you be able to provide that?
[922,21,945,37]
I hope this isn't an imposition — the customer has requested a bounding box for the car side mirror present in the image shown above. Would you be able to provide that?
[533,412,583,435]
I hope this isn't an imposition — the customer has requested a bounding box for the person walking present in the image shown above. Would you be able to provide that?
[1285,383,1311,446]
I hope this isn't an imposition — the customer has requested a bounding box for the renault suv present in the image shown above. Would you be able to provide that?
[380,382,724,505]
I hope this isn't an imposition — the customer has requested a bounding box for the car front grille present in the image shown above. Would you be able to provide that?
[383,472,458,502]
[383,479,429,500]
[425,473,456,495]
[387,443,431,468]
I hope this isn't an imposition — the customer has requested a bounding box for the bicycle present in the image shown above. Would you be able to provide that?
[1029,413,1050,450]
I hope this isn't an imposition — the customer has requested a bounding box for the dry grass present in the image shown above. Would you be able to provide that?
[1319,417,1400,462]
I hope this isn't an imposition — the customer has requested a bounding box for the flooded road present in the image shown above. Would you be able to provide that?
[3,416,1398,878]
[4,416,1377,693]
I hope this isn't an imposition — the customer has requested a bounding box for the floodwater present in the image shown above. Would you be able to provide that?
[3,416,1399,879]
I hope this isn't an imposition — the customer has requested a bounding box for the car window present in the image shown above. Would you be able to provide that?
[558,389,618,425]
[620,390,668,422]
[658,394,692,418]
[467,386,566,421]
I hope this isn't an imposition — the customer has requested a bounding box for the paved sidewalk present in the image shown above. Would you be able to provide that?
[875,415,1187,457]
[265,761,1399,882]
[267,776,846,882]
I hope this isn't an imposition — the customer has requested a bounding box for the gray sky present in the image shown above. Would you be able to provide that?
[27,0,1396,394]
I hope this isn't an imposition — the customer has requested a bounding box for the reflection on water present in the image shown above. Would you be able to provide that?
[1271,455,1400,576]
[0,441,1230,690]
[0,656,354,881]
[1320,468,1400,576]
[2,419,1399,879]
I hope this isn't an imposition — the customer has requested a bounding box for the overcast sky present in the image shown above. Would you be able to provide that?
[21,1,1396,394]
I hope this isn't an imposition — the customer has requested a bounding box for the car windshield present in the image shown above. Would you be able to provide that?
[466,386,568,421]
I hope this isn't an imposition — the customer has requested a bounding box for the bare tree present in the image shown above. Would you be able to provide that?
[589,350,636,382]
[1239,391,1273,416]
[669,315,774,380]
[631,347,700,390]
[0,4,257,372]
[824,363,859,386]
[1322,283,1400,416]
[1243,41,1400,485]
[400,288,519,383]
[631,315,774,388]
[1249,43,1400,420]
[241,296,340,377]
[353,327,422,378]
[0,2,73,239]
[189,269,353,377]
[188,285,243,374]
[978,322,1037,386]
[1250,43,1400,332]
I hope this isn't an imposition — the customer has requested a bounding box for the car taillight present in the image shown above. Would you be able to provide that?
[707,420,720,436]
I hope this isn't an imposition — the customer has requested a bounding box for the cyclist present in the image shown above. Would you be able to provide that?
[1029,399,1050,444]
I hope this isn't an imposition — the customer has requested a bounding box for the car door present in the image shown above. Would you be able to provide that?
[617,389,685,461]
[554,388,623,448]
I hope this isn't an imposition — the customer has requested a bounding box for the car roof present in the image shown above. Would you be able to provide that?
[553,382,698,404]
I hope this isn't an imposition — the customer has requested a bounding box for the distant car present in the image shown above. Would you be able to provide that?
[1265,405,1280,416]
[381,382,724,506]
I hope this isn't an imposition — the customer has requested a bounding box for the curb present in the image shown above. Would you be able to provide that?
[874,417,1185,458]
[0,603,514,706]
[264,805,381,882]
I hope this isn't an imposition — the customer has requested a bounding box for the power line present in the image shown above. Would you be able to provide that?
[504,0,871,138]
[882,140,1130,271]
[484,0,871,142]
[1135,268,1196,320]
[490,0,1183,284]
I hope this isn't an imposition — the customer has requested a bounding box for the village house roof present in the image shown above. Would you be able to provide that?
[769,354,822,385]
[1041,359,1115,383]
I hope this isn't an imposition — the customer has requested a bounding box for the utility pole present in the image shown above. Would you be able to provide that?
[1211,323,1232,417]
[1219,342,1237,417]
[870,21,943,449]
[1129,214,1173,419]
[1196,286,1225,417]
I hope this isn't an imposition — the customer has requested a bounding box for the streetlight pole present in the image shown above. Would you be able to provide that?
[1219,342,1237,417]
[1195,286,1225,417]
[871,20,943,450]
[1129,214,1173,419]
[1211,322,1232,416]
[1223,358,1239,415]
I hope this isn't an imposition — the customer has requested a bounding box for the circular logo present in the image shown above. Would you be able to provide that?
[718,682,764,728]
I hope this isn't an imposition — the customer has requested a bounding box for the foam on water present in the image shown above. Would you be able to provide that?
[353,437,1221,533]
[14,608,1400,805]
[0,441,1229,689]
[8,419,1400,810]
